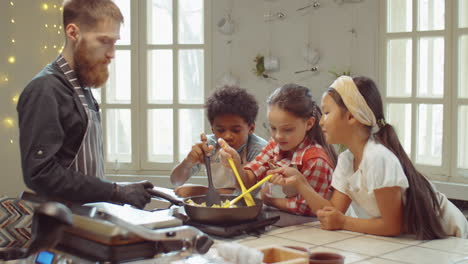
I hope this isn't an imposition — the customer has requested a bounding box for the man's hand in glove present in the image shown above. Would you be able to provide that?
[110,181,154,209]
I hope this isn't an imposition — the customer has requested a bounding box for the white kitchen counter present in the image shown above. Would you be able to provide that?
[222,221,468,264]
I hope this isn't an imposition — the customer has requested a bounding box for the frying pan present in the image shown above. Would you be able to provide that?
[148,189,263,225]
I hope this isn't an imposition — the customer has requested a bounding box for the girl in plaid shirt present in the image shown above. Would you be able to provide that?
[219,84,337,216]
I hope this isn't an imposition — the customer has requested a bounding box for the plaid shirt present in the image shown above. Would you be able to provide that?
[244,138,334,216]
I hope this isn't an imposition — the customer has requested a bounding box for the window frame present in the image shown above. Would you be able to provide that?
[380,0,468,184]
[102,0,212,175]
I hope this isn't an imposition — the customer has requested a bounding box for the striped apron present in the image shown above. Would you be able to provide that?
[56,55,105,179]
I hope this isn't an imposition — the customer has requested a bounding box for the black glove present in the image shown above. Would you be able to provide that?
[110,181,154,209]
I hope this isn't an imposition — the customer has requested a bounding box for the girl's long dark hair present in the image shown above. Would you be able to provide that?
[327,76,446,240]
[267,83,337,166]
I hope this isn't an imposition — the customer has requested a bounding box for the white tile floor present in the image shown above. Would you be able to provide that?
[229,221,468,264]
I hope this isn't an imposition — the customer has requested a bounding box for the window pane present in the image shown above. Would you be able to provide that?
[148,109,173,162]
[148,50,173,104]
[459,35,468,98]
[178,109,204,161]
[386,39,412,97]
[417,37,444,98]
[91,88,101,104]
[178,0,203,44]
[106,109,132,163]
[178,49,204,104]
[418,0,445,31]
[461,0,468,28]
[107,50,131,104]
[416,104,443,166]
[113,0,131,45]
[386,104,412,155]
[387,0,412,33]
[458,106,468,169]
[148,0,173,44]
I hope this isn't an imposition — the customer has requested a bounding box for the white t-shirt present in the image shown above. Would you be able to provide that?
[331,139,409,218]
[332,139,468,238]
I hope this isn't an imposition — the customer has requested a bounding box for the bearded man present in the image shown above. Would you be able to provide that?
[17,0,153,209]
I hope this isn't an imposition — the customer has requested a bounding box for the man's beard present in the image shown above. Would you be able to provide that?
[73,40,110,88]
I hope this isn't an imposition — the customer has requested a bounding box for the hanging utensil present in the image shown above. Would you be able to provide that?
[224,175,273,208]
[203,150,222,206]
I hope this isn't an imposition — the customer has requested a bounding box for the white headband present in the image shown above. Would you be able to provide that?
[330,76,380,134]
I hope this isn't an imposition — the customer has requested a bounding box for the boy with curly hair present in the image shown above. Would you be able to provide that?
[170,86,267,197]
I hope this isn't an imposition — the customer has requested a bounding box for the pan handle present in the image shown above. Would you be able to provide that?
[147,188,184,206]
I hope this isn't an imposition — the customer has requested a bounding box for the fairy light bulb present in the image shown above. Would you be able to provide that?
[10,139,14,144]
[45,24,48,28]
[11,19,15,24]
[8,56,16,64]
[12,95,19,104]
[11,39,15,44]
[10,1,14,6]
[42,3,49,10]
[3,118,14,128]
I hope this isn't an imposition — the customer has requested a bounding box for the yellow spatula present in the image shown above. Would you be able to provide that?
[220,141,255,206]
[224,175,273,208]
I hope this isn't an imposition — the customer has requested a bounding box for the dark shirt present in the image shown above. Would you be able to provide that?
[17,60,114,203]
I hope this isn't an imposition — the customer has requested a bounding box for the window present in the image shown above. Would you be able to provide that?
[382,0,468,184]
[94,0,210,174]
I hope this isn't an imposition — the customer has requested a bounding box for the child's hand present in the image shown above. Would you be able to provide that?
[317,206,345,230]
[218,138,241,168]
[185,133,214,165]
[267,167,305,188]
[260,183,274,206]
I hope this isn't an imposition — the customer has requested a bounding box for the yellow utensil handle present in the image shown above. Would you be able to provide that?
[227,157,255,205]
[228,158,246,191]
[229,175,273,207]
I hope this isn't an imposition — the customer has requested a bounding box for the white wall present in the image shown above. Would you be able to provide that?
[0,0,380,196]
[210,0,379,140]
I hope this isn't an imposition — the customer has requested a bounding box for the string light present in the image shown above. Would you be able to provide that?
[8,56,16,64]
[3,118,14,128]
[42,3,49,10]
[12,94,19,104]
[0,74,9,84]
[4,1,18,146]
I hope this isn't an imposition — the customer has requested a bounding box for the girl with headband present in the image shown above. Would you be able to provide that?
[268,76,468,239]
